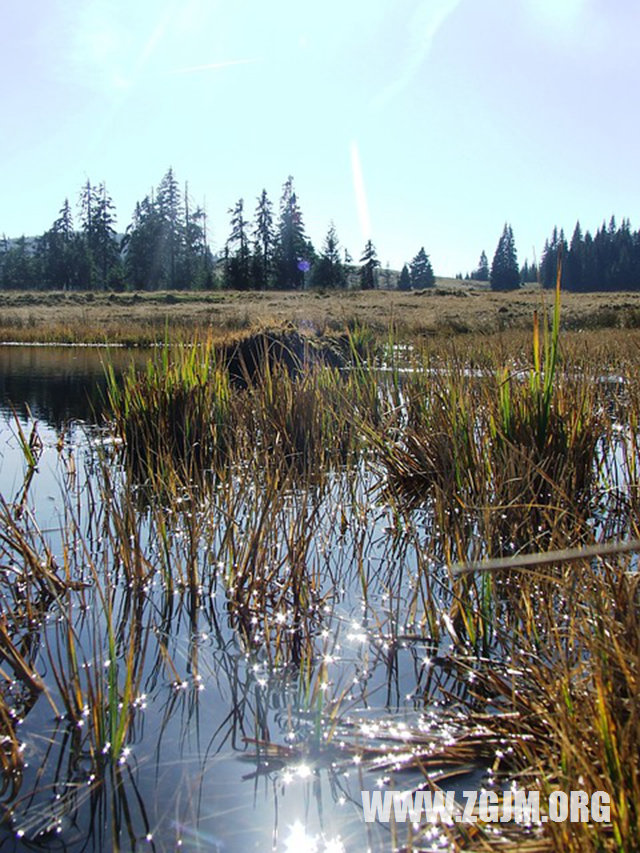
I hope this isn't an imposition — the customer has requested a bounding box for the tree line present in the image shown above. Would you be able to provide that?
[0,169,429,293]
[539,217,640,291]
[2,169,639,292]
[0,171,214,292]
[465,217,640,292]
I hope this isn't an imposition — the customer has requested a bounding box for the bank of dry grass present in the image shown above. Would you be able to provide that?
[2,283,640,344]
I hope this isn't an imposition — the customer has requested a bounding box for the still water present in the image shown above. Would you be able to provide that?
[0,346,465,852]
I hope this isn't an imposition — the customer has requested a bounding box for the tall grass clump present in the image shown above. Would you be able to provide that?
[433,553,640,853]
[240,360,366,477]
[105,336,232,488]
[105,328,386,490]
[380,273,605,556]
[489,272,600,530]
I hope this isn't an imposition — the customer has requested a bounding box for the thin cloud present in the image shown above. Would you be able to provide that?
[67,1,177,93]
[135,7,176,71]
[172,58,260,74]
[374,0,462,109]
[527,0,585,29]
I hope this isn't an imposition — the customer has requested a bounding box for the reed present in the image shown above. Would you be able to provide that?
[105,335,232,488]
[436,553,640,852]
[378,281,608,563]
[104,329,380,491]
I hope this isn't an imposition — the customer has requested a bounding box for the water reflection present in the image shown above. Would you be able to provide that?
[0,402,426,851]
[0,344,146,425]
[3,346,628,851]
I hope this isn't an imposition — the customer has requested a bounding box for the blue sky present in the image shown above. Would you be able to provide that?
[2,0,639,276]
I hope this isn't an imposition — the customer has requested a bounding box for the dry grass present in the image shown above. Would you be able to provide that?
[2,284,640,344]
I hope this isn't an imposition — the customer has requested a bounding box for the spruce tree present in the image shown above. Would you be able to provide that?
[519,260,538,283]
[490,224,520,291]
[615,217,635,289]
[540,227,567,289]
[3,236,41,289]
[78,181,120,289]
[182,187,213,290]
[123,196,164,290]
[310,222,346,289]
[473,250,489,281]
[39,199,89,290]
[252,189,275,290]
[565,221,583,291]
[224,199,251,290]
[123,169,196,290]
[359,240,379,290]
[156,168,184,289]
[578,232,590,290]
[274,176,309,289]
[397,263,411,291]
[409,247,435,289]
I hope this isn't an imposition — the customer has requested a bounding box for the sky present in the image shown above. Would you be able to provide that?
[2,0,640,277]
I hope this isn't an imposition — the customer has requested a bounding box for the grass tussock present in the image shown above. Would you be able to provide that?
[104,329,383,487]
[106,336,232,487]
[379,279,612,558]
[438,554,640,853]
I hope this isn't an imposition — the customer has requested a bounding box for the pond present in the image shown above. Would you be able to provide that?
[2,339,637,852]
[0,345,472,852]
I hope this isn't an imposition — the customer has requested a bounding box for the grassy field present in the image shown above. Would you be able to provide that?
[2,281,640,344]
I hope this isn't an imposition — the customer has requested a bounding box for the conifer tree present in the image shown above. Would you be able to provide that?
[565,221,583,290]
[156,168,184,289]
[473,250,489,281]
[409,247,435,289]
[182,187,213,290]
[540,226,567,289]
[359,240,379,290]
[310,222,346,289]
[252,189,275,290]
[519,259,538,283]
[123,196,164,290]
[397,263,411,291]
[78,181,120,288]
[39,199,90,290]
[490,224,520,290]
[2,236,41,289]
[274,176,309,289]
[224,199,251,289]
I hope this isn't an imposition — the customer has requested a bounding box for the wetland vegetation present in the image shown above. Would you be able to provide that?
[0,284,639,851]
[2,284,640,346]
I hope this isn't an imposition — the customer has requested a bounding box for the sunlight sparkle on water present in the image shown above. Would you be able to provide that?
[284,821,345,853]
[295,762,312,779]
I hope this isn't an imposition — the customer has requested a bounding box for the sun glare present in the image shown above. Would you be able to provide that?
[350,141,372,244]
[284,822,345,853]
[284,822,318,853]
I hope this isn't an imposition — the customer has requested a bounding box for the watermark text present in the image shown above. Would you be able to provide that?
[361,788,611,825]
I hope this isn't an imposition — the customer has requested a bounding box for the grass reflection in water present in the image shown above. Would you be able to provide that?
[0,314,639,851]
